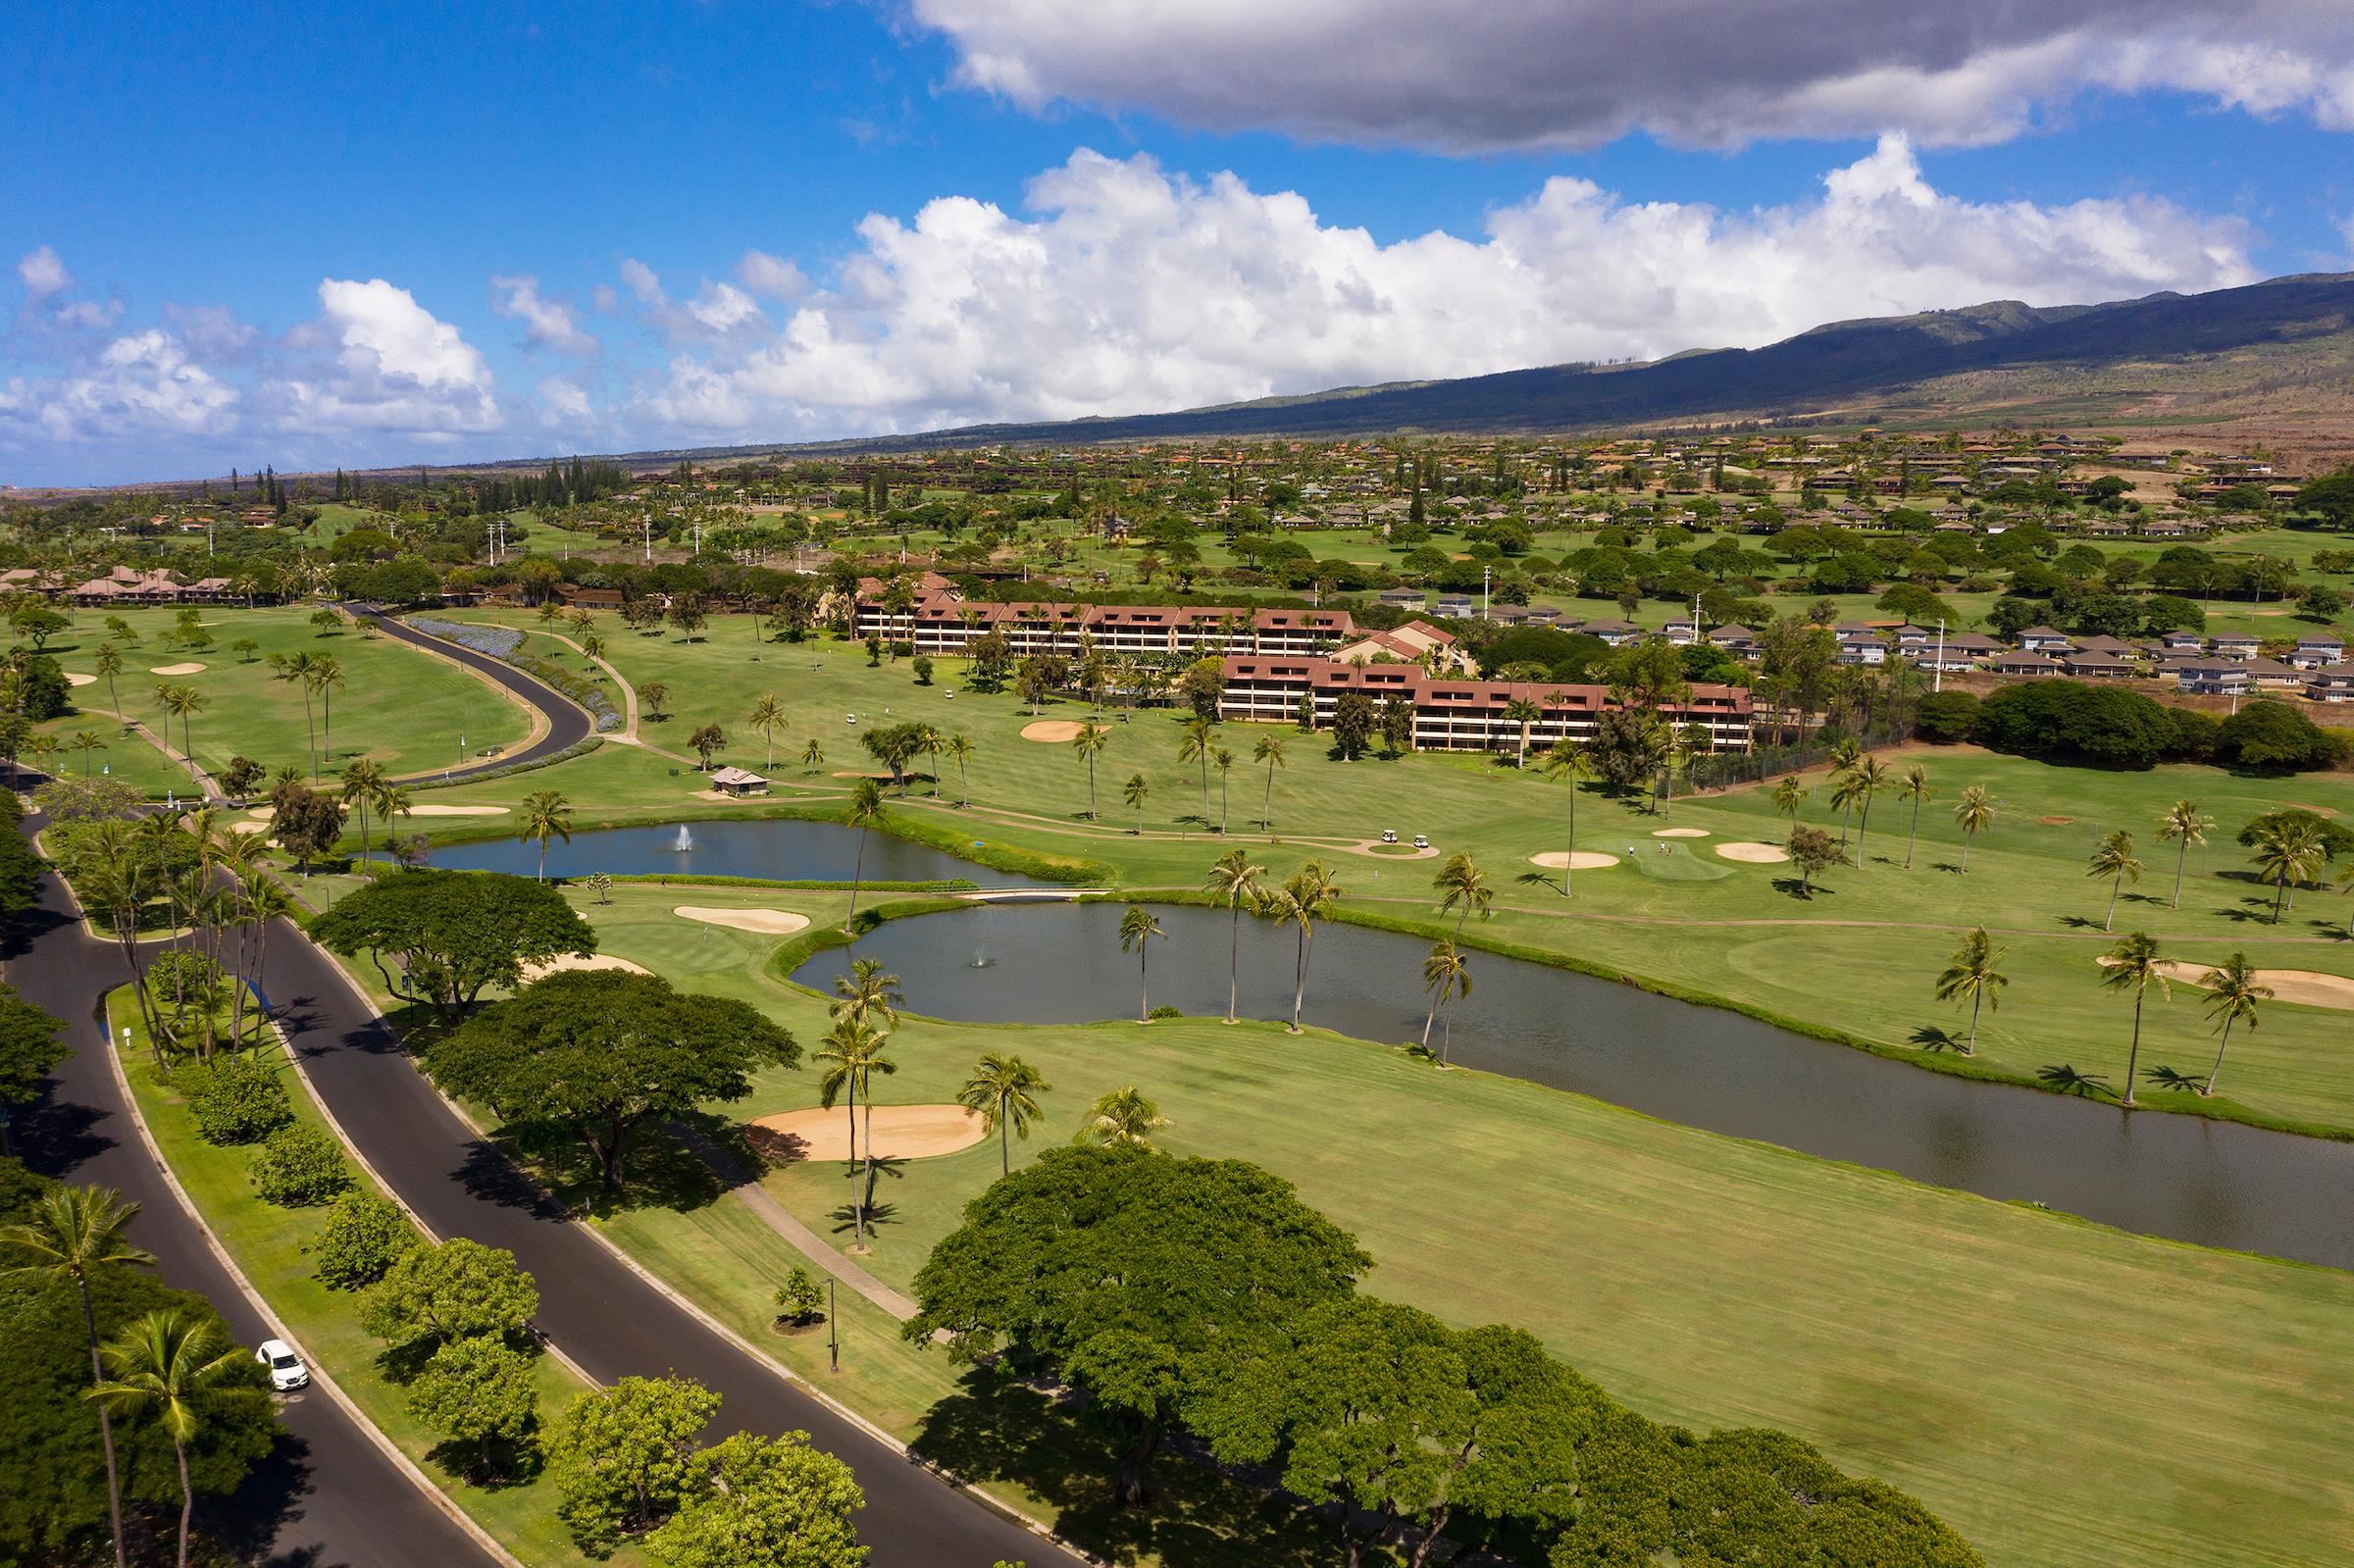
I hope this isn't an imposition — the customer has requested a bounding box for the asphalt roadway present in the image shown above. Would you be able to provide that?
[354,610,594,778]
[7,806,495,1568]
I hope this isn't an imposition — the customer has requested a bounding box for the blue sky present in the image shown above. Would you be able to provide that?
[7,0,2351,486]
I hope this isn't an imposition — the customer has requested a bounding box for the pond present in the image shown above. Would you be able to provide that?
[800,902,2354,1271]
[435,817,1057,888]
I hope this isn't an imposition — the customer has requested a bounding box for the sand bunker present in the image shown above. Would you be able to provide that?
[244,806,276,822]
[1529,851,1621,870]
[64,672,96,686]
[404,803,508,817]
[2096,957,2354,1011]
[674,905,811,935]
[519,953,650,984]
[2039,816,2075,827]
[1019,720,1088,742]
[1345,838,1439,859]
[748,1104,986,1163]
[1653,827,1709,838]
[1715,841,1791,864]
[149,663,207,676]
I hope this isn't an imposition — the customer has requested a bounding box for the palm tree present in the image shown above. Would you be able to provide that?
[1276,860,1342,1034]
[945,733,974,806]
[72,728,108,775]
[271,649,320,775]
[1771,775,1808,825]
[0,1186,155,1568]
[1122,772,1150,835]
[830,955,903,1031]
[1953,784,1995,876]
[1501,696,1543,769]
[88,1309,250,1568]
[308,653,346,768]
[1539,738,1587,898]
[801,736,824,773]
[842,778,886,935]
[1420,939,1471,1063]
[1254,733,1286,829]
[1119,906,1165,1022]
[1828,766,1866,852]
[1203,849,1265,1025]
[2100,931,2170,1107]
[1212,746,1234,834]
[2157,799,2213,910]
[749,693,785,770]
[1895,764,1933,870]
[2247,816,2327,924]
[813,1017,895,1248]
[1848,755,1889,856]
[342,757,385,868]
[1933,928,2007,1055]
[1077,1086,1167,1149]
[1177,716,1216,826]
[2197,952,2271,1097]
[2087,830,2144,933]
[518,789,573,884]
[94,641,125,728]
[957,1053,1050,1177]
[1432,852,1491,936]
[1072,722,1109,820]
[158,683,205,770]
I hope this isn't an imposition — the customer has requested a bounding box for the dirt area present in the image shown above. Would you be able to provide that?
[1344,839,1439,859]
[1653,828,1710,838]
[1716,841,1792,864]
[1529,851,1621,870]
[1019,721,1088,742]
[2040,816,2075,826]
[747,1104,986,1163]
[405,803,508,817]
[674,905,810,935]
[519,953,651,983]
[148,662,207,676]
[64,672,96,686]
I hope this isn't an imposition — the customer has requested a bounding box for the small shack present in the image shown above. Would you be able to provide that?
[708,766,771,798]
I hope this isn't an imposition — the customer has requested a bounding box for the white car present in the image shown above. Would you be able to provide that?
[256,1339,309,1391]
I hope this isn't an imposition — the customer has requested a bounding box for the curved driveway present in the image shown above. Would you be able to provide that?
[7,812,495,1568]
[353,610,594,780]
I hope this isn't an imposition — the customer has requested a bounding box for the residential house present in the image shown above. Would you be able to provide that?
[2288,634,2346,671]
[2173,660,2249,697]
[2304,666,2354,704]
[2016,626,2074,653]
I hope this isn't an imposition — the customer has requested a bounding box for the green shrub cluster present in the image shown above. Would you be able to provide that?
[180,1053,294,1145]
[308,1190,419,1290]
[247,1124,353,1207]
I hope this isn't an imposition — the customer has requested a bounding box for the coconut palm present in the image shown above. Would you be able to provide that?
[1501,695,1544,769]
[1072,722,1109,820]
[1828,766,1866,852]
[270,649,321,775]
[842,778,886,935]
[1952,784,1995,876]
[1212,746,1234,834]
[93,641,125,727]
[2247,816,2328,925]
[830,955,903,1031]
[2100,931,2170,1107]
[1895,764,1933,870]
[956,1053,1050,1177]
[518,789,573,884]
[1077,1086,1168,1149]
[308,653,346,767]
[801,736,824,773]
[341,756,386,869]
[0,1186,155,1568]
[2188,952,2271,1097]
[1203,849,1264,1024]
[1540,737,1588,898]
[1177,715,1216,825]
[158,683,205,770]
[2086,830,2144,933]
[1119,906,1165,1022]
[72,728,108,775]
[1771,775,1808,824]
[1253,732,1286,829]
[749,692,786,770]
[1122,772,1150,835]
[1420,939,1471,1063]
[945,732,974,806]
[1273,860,1342,1034]
[1932,927,2007,1055]
[1847,755,1890,856]
[2156,799,2213,910]
[813,1017,895,1248]
[1432,852,1491,936]
[88,1309,251,1568]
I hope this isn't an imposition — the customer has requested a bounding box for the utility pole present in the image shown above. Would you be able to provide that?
[1482,563,1492,622]
[827,1278,839,1374]
[1933,618,1946,693]
[642,517,653,565]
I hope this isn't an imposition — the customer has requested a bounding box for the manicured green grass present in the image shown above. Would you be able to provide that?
[409,611,2354,1135]
[105,991,625,1568]
[49,607,535,788]
[479,882,2354,1568]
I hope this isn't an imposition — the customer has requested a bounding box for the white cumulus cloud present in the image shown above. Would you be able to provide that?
[17,245,71,297]
[908,0,2354,150]
[737,249,810,301]
[490,274,598,354]
[40,329,240,440]
[265,278,500,434]
[636,138,2257,440]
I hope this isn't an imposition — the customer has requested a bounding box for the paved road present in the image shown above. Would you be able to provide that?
[353,610,595,780]
[6,811,495,1568]
[263,921,1080,1566]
